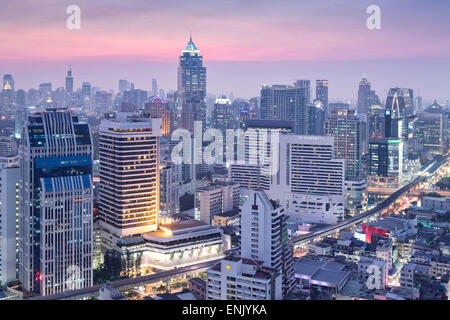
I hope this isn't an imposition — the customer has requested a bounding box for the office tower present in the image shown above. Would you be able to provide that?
[385,87,414,118]
[159,89,165,98]
[94,91,112,114]
[0,137,18,157]
[269,135,345,224]
[27,89,40,106]
[0,155,19,286]
[39,83,52,103]
[315,80,329,117]
[240,189,295,297]
[385,87,414,141]
[19,109,94,296]
[159,162,180,216]
[119,80,130,94]
[123,89,148,110]
[2,74,15,107]
[416,96,423,113]
[143,96,174,138]
[229,120,293,190]
[357,76,379,116]
[326,108,361,180]
[98,113,162,238]
[178,36,207,132]
[81,82,92,112]
[65,67,74,93]
[260,81,310,135]
[206,256,282,300]
[413,101,447,155]
[212,96,236,134]
[16,89,26,107]
[368,105,385,139]
[195,182,240,224]
[306,101,326,135]
[369,138,403,183]
[152,78,158,97]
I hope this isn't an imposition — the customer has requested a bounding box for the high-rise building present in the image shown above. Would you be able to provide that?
[159,162,180,216]
[0,155,19,286]
[119,79,130,94]
[98,113,162,238]
[212,96,236,134]
[239,189,294,297]
[306,101,326,136]
[123,89,148,110]
[357,76,379,116]
[368,137,403,184]
[367,105,386,139]
[315,80,329,117]
[94,91,112,114]
[269,135,345,224]
[2,74,15,107]
[81,82,92,112]
[152,78,158,97]
[326,108,361,180]
[143,96,174,138]
[385,87,414,141]
[260,81,310,135]
[19,109,94,296]
[178,36,207,132]
[413,101,447,155]
[65,67,74,93]
[195,182,240,224]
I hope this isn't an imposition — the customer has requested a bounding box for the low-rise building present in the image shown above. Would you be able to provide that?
[206,256,282,300]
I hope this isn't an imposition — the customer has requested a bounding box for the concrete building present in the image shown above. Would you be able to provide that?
[0,156,19,286]
[19,109,94,296]
[268,135,345,225]
[207,256,282,300]
[240,189,295,296]
[99,113,162,238]
[195,182,240,224]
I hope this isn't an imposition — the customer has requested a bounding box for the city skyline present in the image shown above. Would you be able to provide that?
[1,0,450,100]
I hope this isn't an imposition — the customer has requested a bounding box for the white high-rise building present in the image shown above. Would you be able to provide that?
[269,135,345,224]
[99,113,162,238]
[240,189,295,296]
[230,122,345,225]
[19,109,94,296]
[0,156,19,286]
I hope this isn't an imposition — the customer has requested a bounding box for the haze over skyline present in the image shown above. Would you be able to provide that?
[2,0,450,100]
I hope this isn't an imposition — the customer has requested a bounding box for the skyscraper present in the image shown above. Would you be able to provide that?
[306,101,326,136]
[152,78,158,97]
[2,74,15,107]
[119,79,130,94]
[19,109,94,296]
[98,113,162,238]
[326,108,362,180]
[143,96,174,138]
[178,36,207,132]
[357,75,379,116]
[65,67,74,93]
[240,189,295,297]
[315,80,329,117]
[260,81,310,135]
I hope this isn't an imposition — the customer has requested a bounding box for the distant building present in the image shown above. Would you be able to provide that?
[260,81,310,135]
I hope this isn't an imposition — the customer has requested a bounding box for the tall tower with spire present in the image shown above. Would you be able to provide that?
[178,35,207,132]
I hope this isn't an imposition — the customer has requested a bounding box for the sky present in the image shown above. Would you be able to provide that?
[1,0,450,101]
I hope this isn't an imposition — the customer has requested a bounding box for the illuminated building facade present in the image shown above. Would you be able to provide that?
[19,109,94,296]
[99,113,162,238]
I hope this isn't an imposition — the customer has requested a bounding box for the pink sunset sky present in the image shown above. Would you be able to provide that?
[1,0,450,100]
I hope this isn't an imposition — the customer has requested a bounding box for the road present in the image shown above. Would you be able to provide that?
[290,155,449,246]
[30,259,221,300]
